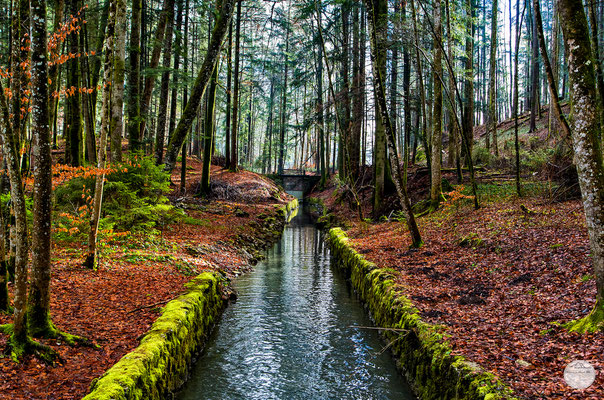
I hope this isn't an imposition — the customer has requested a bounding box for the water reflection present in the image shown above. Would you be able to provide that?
[177,211,415,400]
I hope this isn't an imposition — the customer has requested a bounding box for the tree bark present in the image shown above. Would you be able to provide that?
[27,0,54,338]
[431,0,443,206]
[229,0,242,172]
[110,0,127,162]
[487,0,498,155]
[0,67,29,353]
[153,4,174,165]
[557,0,604,332]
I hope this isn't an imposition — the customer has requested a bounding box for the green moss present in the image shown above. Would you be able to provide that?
[82,272,224,400]
[566,299,604,333]
[327,228,516,400]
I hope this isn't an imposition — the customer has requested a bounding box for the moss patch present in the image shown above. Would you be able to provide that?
[327,228,516,400]
[81,272,224,400]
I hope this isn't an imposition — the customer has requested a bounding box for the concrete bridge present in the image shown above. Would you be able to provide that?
[270,169,322,196]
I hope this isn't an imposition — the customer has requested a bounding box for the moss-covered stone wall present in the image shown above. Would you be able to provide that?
[82,272,224,400]
[327,228,516,400]
[82,198,299,400]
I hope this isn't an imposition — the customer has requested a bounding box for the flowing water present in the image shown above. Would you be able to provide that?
[177,210,415,400]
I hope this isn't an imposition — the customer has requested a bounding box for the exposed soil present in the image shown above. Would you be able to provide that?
[0,158,292,400]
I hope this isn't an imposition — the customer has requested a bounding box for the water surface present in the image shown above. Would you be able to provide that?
[177,211,415,400]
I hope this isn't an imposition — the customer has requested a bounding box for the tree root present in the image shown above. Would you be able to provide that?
[30,324,96,348]
[566,302,604,333]
[1,325,61,364]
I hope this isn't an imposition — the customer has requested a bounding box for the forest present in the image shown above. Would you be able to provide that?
[0,0,603,398]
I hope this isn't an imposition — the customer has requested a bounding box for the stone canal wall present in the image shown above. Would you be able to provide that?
[327,228,515,400]
[82,198,299,400]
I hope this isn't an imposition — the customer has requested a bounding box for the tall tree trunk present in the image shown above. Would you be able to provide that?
[365,0,422,247]
[127,0,142,154]
[558,0,604,332]
[533,0,571,140]
[200,60,219,194]
[80,16,97,164]
[351,3,362,182]
[278,9,290,175]
[529,0,539,133]
[371,0,388,215]
[153,1,174,165]
[85,0,115,271]
[164,0,236,172]
[110,0,126,162]
[431,0,443,207]
[513,0,524,196]
[48,0,65,150]
[402,2,412,182]
[136,0,175,152]
[65,0,82,166]
[229,0,242,172]
[0,65,28,359]
[462,0,475,164]
[340,3,352,180]
[225,22,233,169]
[487,0,498,155]
[410,0,430,176]
[315,8,327,187]
[587,0,604,132]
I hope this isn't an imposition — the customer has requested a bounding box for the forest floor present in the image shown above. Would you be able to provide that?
[310,171,603,399]
[0,159,293,400]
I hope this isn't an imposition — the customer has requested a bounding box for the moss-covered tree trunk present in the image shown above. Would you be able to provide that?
[27,0,56,337]
[365,0,422,248]
[110,0,127,162]
[163,0,236,173]
[558,0,604,332]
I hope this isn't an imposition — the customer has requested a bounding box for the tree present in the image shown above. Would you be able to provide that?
[65,0,83,166]
[364,0,422,248]
[430,0,443,207]
[557,0,604,332]
[110,0,127,162]
[126,0,142,155]
[164,0,237,173]
[85,0,115,271]
[154,0,175,165]
[486,0,498,155]
[371,0,388,215]
[230,0,243,172]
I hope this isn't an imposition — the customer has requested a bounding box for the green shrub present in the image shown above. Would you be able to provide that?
[54,156,174,232]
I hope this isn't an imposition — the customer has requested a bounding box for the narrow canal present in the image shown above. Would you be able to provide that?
[177,210,415,400]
